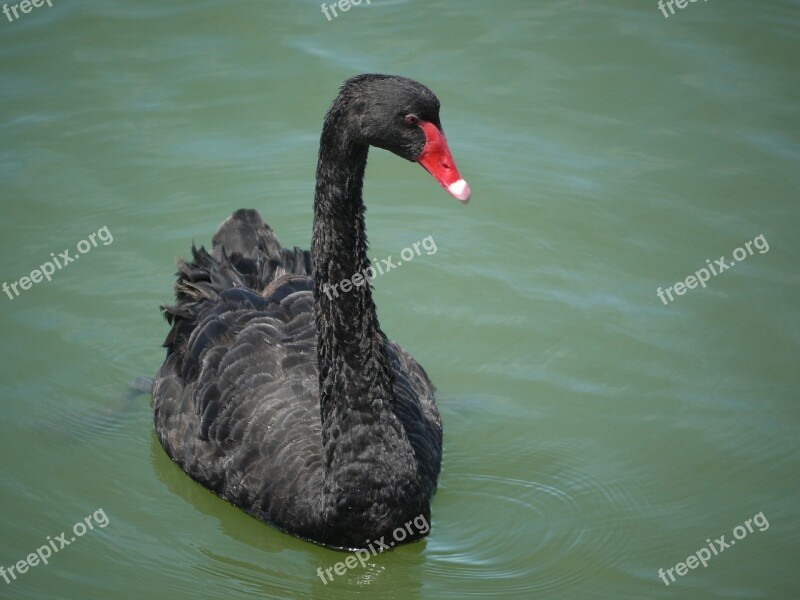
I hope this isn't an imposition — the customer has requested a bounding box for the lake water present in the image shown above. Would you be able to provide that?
[1,0,798,598]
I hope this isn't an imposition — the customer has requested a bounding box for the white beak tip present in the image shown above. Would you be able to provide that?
[448,179,471,203]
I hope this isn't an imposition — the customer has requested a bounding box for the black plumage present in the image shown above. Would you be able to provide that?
[153,75,464,550]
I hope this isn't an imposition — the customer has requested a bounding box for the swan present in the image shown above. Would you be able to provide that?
[153,74,470,550]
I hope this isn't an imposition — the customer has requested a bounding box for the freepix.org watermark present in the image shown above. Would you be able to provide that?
[1,508,109,585]
[316,514,430,584]
[322,235,437,300]
[656,234,768,305]
[658,0,709,19]
[3,225,113,301]
[2,0,54,25]
[320,0,370,21]
[658,511,769,587]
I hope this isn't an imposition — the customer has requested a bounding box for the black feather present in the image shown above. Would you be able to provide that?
[153,75,447,550]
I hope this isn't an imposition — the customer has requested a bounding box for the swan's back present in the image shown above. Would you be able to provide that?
[153,209,440,546]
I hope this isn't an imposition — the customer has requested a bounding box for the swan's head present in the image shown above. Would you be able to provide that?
[339,74,471,203]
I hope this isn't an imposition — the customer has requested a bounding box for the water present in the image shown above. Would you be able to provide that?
[1,0,798,598]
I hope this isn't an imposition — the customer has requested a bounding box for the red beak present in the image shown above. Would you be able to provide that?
[417,121,471,203]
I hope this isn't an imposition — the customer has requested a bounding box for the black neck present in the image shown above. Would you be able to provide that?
[311,103,394,423]
[307,89,431,546]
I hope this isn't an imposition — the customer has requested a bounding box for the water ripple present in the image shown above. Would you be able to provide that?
[426,444,643,597]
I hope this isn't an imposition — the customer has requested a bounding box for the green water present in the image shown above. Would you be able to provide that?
[1,0,799,598]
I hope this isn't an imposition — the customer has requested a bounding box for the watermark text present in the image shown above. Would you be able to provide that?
[316,514,430,584]
[658,511,768,586]
[1,508,109,585]
[322,235,437,300]
[2,0,54,25]
[657,234,768,305]
[658,0,709,19]
[3,225,114,301]
[321,0,370,22]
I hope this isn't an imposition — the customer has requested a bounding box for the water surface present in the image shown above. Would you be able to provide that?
[1,1,798,598]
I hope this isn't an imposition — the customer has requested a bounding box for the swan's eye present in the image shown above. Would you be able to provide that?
[405,114,420,125]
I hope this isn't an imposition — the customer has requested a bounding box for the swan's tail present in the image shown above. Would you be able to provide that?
[160,208,311,354]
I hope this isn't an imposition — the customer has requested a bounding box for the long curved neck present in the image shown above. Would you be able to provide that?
[311,103,394,422]
[308,97,429,546]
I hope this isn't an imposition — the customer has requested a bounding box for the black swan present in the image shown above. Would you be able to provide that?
[153,74,470,550]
